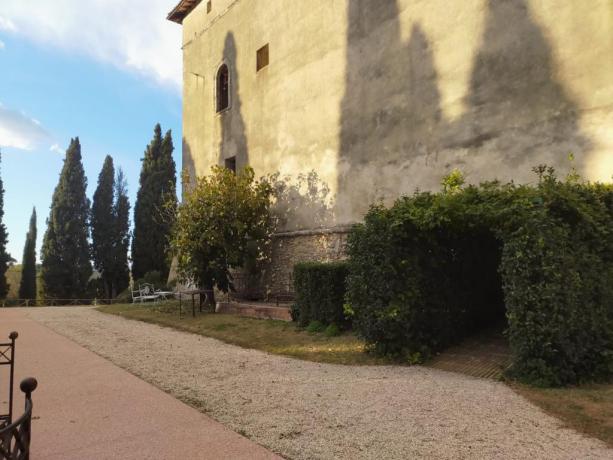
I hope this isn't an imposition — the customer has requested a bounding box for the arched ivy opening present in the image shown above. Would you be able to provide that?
[346,169,613,387]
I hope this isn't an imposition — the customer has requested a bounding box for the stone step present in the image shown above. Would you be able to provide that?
[215,301,292,321]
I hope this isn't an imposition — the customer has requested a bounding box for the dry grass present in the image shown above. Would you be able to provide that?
[98,303,393,366]
[513,382,613,447]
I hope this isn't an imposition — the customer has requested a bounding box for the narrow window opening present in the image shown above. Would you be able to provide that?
[207,1,212,14]
[256,44,269,72]
[225,156,237,173]
[216,64,229,112]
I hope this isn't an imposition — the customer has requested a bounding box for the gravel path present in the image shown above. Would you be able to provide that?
[29,307,611,460]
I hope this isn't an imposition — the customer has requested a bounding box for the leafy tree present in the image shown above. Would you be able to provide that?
[91,156,115,298]
[18,208,37,300]
[41,138,92,300]
[131,124,177,281]
[111,168,130,296]
[172,166,273,305]
[0,150,10,299]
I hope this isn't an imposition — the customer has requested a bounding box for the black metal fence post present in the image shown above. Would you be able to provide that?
[8,332,17,424]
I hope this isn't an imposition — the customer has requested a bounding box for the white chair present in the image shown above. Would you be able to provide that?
[131,283,160,303]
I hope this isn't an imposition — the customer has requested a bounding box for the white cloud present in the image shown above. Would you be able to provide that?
[0,103,52,150]
[49,144,65,155]
[0,16,17,32]
[0,1,182,89]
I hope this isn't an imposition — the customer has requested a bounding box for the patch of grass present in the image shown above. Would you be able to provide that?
[98,303,393,366]
[512,382,613,447]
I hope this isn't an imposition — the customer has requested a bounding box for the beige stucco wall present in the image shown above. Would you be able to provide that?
[180,0,613,228]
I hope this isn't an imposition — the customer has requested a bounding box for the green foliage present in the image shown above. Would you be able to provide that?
[132,124,177,282]
[346,168,613,386]
[292,262,349,327]
[115,286,133,303]
[18,208,37,300]
[134,270,164,288]
[91,158,131,298]
[501,173,613,386]
[171,166,273,301]
[324,323,341,337]
[441,168,466,194]
[0,151,10,299]
[306,320,325,334]
[91,156,115,297]
[111,169,131,296]
[41,138,92,300]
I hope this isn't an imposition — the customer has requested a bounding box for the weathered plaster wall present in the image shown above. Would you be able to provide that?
[181,0,613,226]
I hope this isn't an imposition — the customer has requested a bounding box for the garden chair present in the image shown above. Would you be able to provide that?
[131,283,160,303]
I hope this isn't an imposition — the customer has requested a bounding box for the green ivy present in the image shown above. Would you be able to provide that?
[346,168,613,386]
[292,262,349,327]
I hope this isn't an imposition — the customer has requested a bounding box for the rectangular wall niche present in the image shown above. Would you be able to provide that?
[225,156,237,173]
[207,1,212,14]
[256,44,269,72]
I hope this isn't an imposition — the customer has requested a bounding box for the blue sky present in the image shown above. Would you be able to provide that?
[0,1,182,263]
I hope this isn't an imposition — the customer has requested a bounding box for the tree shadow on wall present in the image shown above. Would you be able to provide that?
[218,32,249,170]
[266,171,335,232]
[444,0,591,171]
[336,0,446,223]
[182,137,196,193]
[337,0,591,223]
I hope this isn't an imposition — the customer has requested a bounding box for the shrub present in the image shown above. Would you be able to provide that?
[306,320,326,334]
[324,323,341,337]
[293,262,349,327]
[135,271,166,289]
[115,287,133,303]
[346,168,613,386]
[171,166,273,306]
[501,180,613,386]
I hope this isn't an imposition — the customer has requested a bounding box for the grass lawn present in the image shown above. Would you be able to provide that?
[98,302,393,365]
[98,302,613,447]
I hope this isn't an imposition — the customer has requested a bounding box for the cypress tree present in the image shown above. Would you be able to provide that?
[0,151,10,299]
[111,169,131,296]
[91,156,115,298]
[131,124,176,281]
[41,138,92,300]
[157,129,177,274]
[18,208,37,300]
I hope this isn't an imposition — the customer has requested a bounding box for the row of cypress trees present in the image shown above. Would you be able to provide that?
[0,124,177,302]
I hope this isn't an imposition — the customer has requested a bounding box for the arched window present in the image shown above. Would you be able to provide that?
[216,64,229,112]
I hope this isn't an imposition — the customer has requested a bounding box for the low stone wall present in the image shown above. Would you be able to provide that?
[172,226,353,301]
[263,226,352,295]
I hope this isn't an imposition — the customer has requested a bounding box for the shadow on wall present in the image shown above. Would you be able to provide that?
[182,137,196,194]
[218,32,250,170]
[336,0,591,224]
[268,171,335,232]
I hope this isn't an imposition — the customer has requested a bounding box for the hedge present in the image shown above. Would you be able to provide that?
[346,168,613,386]
[292,262,349,327]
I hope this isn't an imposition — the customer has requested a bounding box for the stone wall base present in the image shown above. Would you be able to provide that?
[228,226,352,300]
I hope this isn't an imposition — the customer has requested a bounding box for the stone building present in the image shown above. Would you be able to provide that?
[168,0,613,294]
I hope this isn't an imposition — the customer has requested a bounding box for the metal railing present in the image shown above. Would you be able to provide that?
[0,332,38,460]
